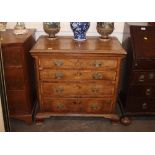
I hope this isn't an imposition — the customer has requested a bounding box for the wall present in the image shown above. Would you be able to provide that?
[0,97,4,132]
[6,22,124,42]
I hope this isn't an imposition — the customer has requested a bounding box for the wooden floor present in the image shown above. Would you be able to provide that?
[10,116,155,132]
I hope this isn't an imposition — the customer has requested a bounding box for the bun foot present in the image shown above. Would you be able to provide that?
[111,115,120,125]
[120,116,131,126]
[35,118,44,125]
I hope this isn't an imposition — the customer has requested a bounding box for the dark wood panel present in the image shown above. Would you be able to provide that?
[2,46,23,67]
[131,25,155,59]
[4,67,25,90]
[7,90,29,114]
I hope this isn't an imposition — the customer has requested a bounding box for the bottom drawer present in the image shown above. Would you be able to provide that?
[41,98,113,114]
[7,90,29,115]
[127,98,155,113]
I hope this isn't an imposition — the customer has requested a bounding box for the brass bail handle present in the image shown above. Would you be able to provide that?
[54,60,64,66]
[55,72,64,79]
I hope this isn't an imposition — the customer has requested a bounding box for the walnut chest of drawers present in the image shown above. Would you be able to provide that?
[120,23,155,124]
[1,29,36,123]
[30,36,126,123]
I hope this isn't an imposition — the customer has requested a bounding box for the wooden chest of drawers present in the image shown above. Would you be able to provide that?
[1,29,36,123]
[119,23,155,124]
[30,36,126,123]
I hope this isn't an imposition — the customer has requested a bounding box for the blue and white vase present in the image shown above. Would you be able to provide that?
[70,22,90,41]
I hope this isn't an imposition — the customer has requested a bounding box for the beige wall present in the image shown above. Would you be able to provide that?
[0,97,5,131]
[6,22,124,42]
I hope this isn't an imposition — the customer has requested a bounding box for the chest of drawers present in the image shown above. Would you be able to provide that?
[119,23,155,124]
[1,29,36,123]
[30,36,126,123]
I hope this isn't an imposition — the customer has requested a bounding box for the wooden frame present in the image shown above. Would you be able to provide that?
[0,38,11,132]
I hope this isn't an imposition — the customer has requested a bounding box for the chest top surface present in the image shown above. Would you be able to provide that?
[0,29,35,45]
[31,36,126,55]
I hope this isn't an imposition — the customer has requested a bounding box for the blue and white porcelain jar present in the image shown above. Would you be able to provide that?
[70,22,90,41]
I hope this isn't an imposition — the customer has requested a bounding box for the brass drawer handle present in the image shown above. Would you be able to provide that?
[138,74,145,82]
[91,87,100,93]
[142,102,148,110]
[56,103,64,110]
[141,27,146,31]
[53,60,64,67]
[92,72,103,80]
[145,88,151,96]
[91,104,98,110]
[149,73,155,80]
[55,72,64,79]
[144,36,148,40]
[55,87,64,93]
[92,60,102,67]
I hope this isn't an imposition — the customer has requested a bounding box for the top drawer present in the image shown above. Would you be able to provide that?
[133,60,155,70]
[39,58,117,69]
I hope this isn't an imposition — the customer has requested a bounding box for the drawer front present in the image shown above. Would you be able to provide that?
[131,71,155,84]
[84,98,113,113]
[4,68,25,90]
[133,60,155,70]
[129,86,155,98]
[41,98,113,114]
[41,82,115,97]
[39,69,116,81]
[7,90,29,115]
[2,46,23,67]
[127,98,155,112]
[39,58,117,69]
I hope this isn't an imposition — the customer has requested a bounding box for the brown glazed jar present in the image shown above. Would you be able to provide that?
[43,22,60,38]
[96,22,114,40]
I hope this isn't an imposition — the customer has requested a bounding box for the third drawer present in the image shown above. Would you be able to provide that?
[41,82,115,97]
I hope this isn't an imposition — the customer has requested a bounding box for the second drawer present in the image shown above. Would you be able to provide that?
[39,69,116,81]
